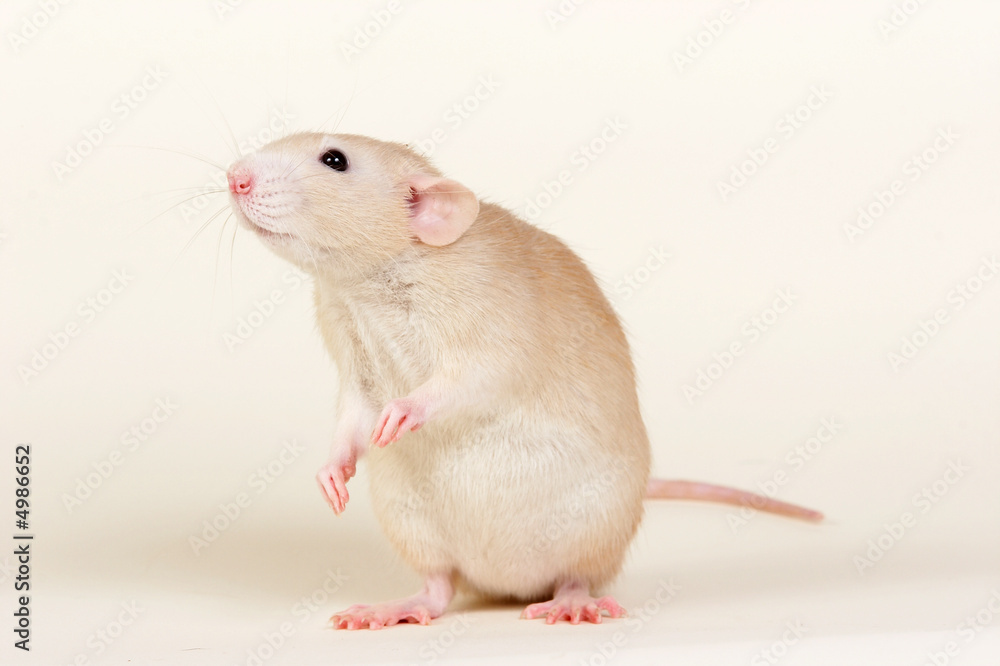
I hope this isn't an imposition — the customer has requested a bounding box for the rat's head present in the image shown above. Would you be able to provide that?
[226,132,479,275]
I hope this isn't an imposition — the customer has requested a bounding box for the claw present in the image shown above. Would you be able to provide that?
[372,397,428,447]
[522,583,625,625]
[316,458,356,514]
[329,576,453,631]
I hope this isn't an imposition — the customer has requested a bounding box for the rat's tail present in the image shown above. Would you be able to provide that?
[646,478,823,522]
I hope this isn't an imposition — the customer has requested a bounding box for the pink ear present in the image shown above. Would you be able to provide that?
[406,175,480,246]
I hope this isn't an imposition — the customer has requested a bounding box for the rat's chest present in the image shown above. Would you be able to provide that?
[319,289,434,403]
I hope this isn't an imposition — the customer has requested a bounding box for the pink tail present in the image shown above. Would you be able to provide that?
[646,478,823,522]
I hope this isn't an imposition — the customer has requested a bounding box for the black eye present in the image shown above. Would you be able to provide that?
[321,149,349,171]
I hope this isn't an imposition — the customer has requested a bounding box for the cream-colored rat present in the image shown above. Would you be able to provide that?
[225,132,821,629]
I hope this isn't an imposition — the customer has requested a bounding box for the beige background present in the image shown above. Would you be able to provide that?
[1,0,998,664]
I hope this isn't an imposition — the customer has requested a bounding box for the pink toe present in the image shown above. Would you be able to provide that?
[522,588,624,625]
[521,603,544,620]
[598,597,625,618]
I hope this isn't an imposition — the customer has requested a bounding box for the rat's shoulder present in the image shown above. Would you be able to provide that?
[465,202,576,261]
[430,201,610,318]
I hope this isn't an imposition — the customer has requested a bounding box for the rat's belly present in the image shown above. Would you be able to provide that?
[365,416,648,599]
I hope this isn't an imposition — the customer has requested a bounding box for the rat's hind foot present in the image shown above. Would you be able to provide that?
[521,580,625,625]
[329,574,453,630]
[330,599,437,630]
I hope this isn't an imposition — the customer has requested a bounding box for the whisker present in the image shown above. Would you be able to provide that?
[109,143,227,171]
[228,214,239,299]
[283,41,292,133]
[126,190,227,238]
[319,74,359,135]
[141,185,227,198]
[109,186,225,220]
[211,211,236,317]
[279,146,311,181]
[284,162,329,184]
[191,73,242,160]
[167,204,231,274]
[279,141,327,182]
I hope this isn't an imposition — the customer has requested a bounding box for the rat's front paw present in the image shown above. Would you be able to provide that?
[316,458,356,514]
[372,397,427,448]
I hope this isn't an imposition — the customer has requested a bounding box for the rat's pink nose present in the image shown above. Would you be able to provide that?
[227,170,253,195]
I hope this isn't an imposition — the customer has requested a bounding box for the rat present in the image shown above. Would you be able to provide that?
[224,132,822,629]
